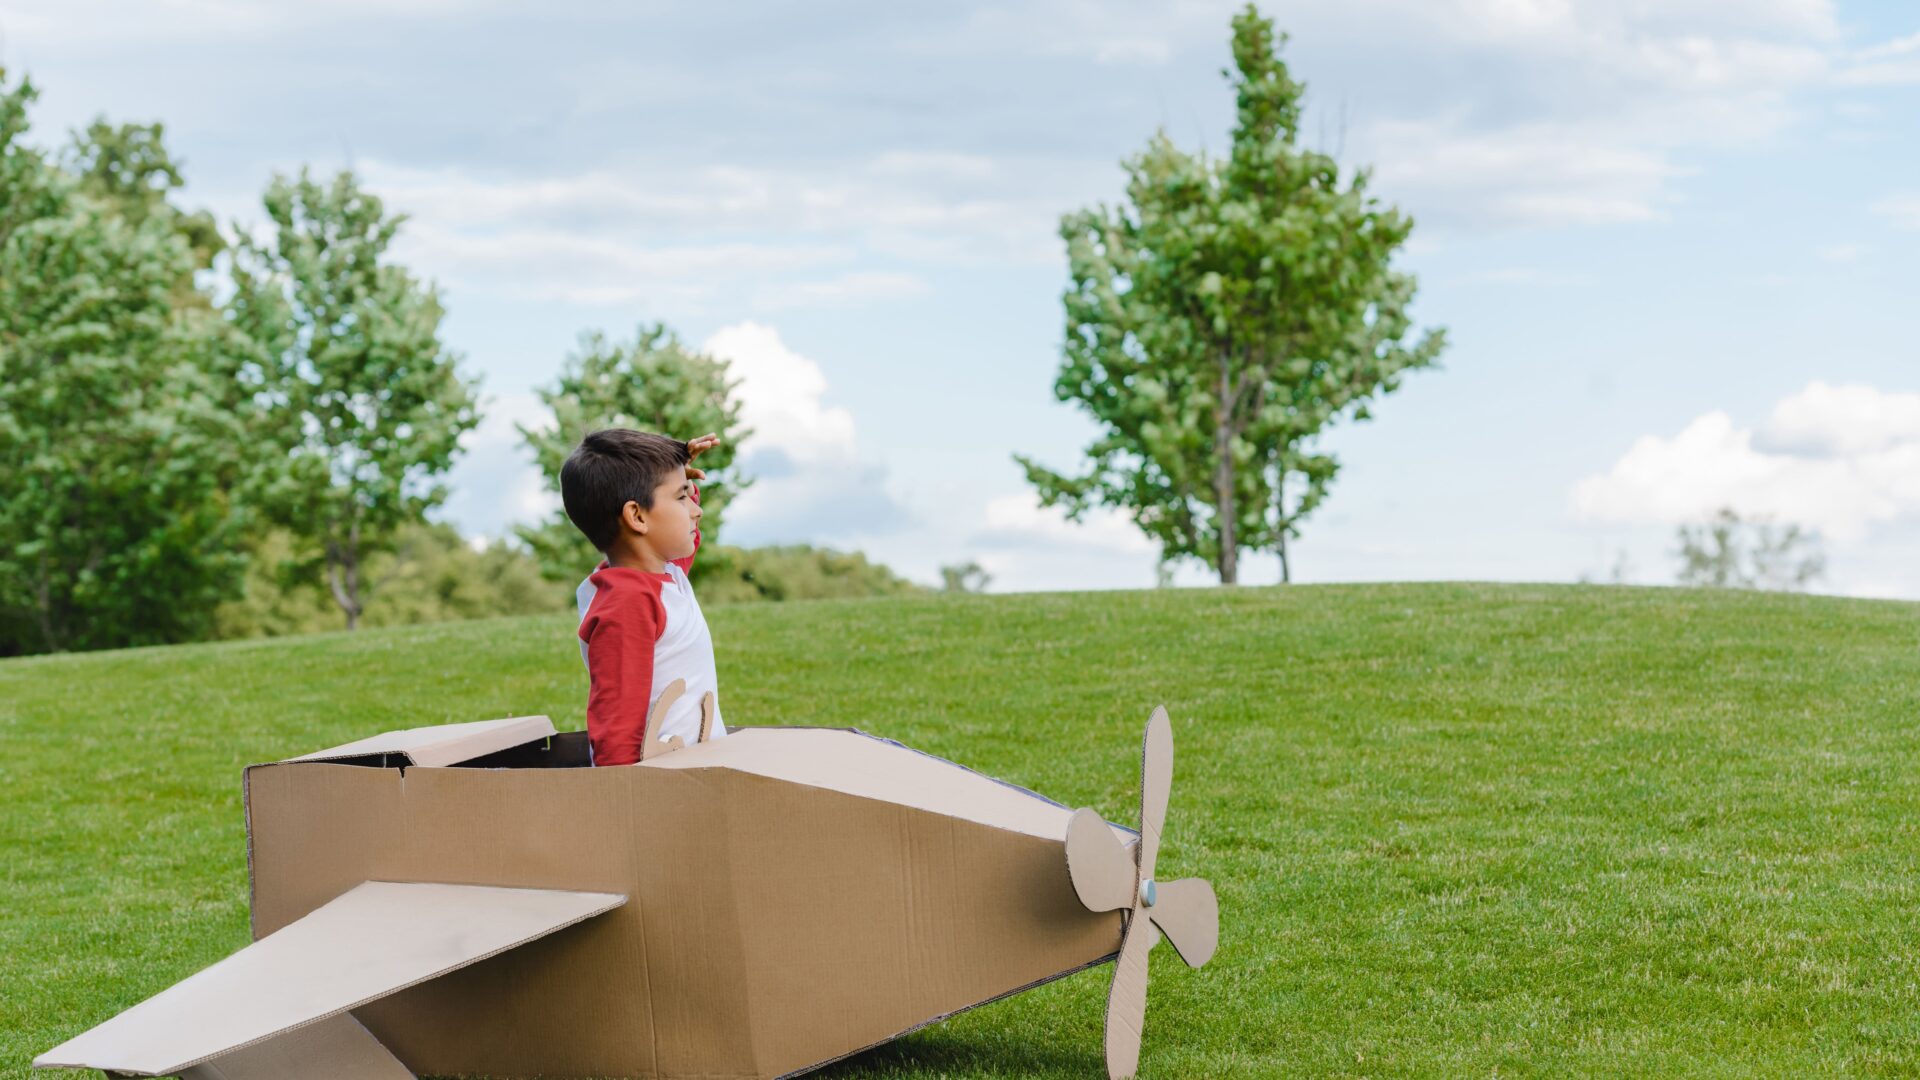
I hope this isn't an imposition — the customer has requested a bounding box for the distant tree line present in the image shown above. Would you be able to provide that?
[0,69,915,656]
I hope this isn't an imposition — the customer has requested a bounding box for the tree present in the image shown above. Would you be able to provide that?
[213,522,568,639]
[0,70,251,653]
[517,324,750,584]
[62,119,223,282]
[1017,5,1444,584]
[939,561,992,593]
[1675,508,1825,591]
[227,169,480,630]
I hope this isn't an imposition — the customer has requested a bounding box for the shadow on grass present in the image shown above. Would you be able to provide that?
[811,1028,1104,1079]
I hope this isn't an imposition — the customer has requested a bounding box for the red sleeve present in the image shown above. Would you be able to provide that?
[670,482,702,575]
[578,571,667,766]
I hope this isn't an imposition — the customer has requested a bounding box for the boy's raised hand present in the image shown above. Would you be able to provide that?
[685,433,721,481]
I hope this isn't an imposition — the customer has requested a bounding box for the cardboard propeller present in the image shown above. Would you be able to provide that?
[1064,706,1220,1080]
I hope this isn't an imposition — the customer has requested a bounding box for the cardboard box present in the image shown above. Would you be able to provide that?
[36,701,1216,1079]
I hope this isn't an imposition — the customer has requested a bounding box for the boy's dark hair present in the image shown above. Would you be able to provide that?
[561,429,691,552]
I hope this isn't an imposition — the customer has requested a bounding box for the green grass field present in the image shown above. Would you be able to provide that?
[7,583,1920,1078]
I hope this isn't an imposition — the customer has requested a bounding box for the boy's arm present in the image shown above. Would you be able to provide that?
[671,433,719,576]
[580,580,666,766]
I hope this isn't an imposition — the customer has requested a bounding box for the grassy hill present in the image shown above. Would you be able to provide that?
[7,582,1920,1078]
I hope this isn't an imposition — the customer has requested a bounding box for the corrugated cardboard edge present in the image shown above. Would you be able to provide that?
[772,950,1123,1079]
[35,885,628,1076]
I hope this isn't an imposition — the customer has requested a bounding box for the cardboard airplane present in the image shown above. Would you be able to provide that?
[35,687,1219,1080]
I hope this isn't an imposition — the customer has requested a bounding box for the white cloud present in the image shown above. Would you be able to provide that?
[701,322,909,542]
[354,154,1065,309]
[1363,117,1684,226]
[1569,382,1920,542]
[1836,30,1920,86]
[389,221,850,308]
[436,390,557,542]
[1754,380,1920,457]
[976,492,1157,555]
[751,271,930,310]
[1333,0,1838,228]
[1871,195,1920,230]
[1815,242,1864,264]
[0,0,503,47]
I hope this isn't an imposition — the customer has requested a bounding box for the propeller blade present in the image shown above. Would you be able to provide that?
[1066,808,1139,913]
[1138,706,1173,882]
[1103,913,1159,1080]
[1147,877,1218,968]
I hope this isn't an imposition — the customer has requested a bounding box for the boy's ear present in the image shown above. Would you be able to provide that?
[621,500,647,535]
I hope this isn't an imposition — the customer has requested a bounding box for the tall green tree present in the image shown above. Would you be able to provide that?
[227,168,480,630]
[62,119,224,280]
[1017,5,1444,583]
[0,70,251,653]
[517,324,749,584]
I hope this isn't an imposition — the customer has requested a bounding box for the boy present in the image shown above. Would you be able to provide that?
[561,428,726,765]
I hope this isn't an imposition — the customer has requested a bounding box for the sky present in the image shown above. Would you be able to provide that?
[3,0,1917,596]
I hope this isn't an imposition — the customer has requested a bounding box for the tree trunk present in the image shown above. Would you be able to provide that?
[32,572,61,654]
[1214,366,1238,585]
[1275,468,1291,585]
[325,523,364,630]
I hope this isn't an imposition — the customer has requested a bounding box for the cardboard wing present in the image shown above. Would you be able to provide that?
[32,881,625,1077]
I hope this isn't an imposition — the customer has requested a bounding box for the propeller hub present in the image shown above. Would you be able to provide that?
[1139,877,1157,908]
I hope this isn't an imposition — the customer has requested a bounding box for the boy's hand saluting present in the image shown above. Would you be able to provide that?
[685,433,721,481]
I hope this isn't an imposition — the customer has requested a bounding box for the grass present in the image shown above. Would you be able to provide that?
[6,582,1920,1078]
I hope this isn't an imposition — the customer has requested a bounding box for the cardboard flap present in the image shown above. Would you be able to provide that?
[33,881,625,1077]
[285,715,558,767]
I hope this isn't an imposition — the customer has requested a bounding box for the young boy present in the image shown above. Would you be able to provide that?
[561,428,726,765]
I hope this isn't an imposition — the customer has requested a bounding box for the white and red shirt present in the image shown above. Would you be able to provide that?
[575,512,726,765]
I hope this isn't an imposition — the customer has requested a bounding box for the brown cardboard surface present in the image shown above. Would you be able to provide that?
[177,1014,412,1080]
[243,738,1128,1078]
[1103,917,1158,1080]
[1147,878,1219,968]
[289,714,556,767]
[1066,806,1138,913]
[32,881,623,1076]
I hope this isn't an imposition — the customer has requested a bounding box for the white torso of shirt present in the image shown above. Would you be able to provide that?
[576,561,728,750]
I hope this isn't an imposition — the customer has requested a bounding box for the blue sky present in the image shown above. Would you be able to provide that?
[4,0,1917,595]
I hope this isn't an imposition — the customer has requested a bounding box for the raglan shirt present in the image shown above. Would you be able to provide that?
[575,497,727,765]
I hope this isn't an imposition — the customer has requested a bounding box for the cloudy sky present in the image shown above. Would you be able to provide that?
[3,0,1917,595]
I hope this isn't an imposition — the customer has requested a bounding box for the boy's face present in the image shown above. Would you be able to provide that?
[625,471,701,562]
